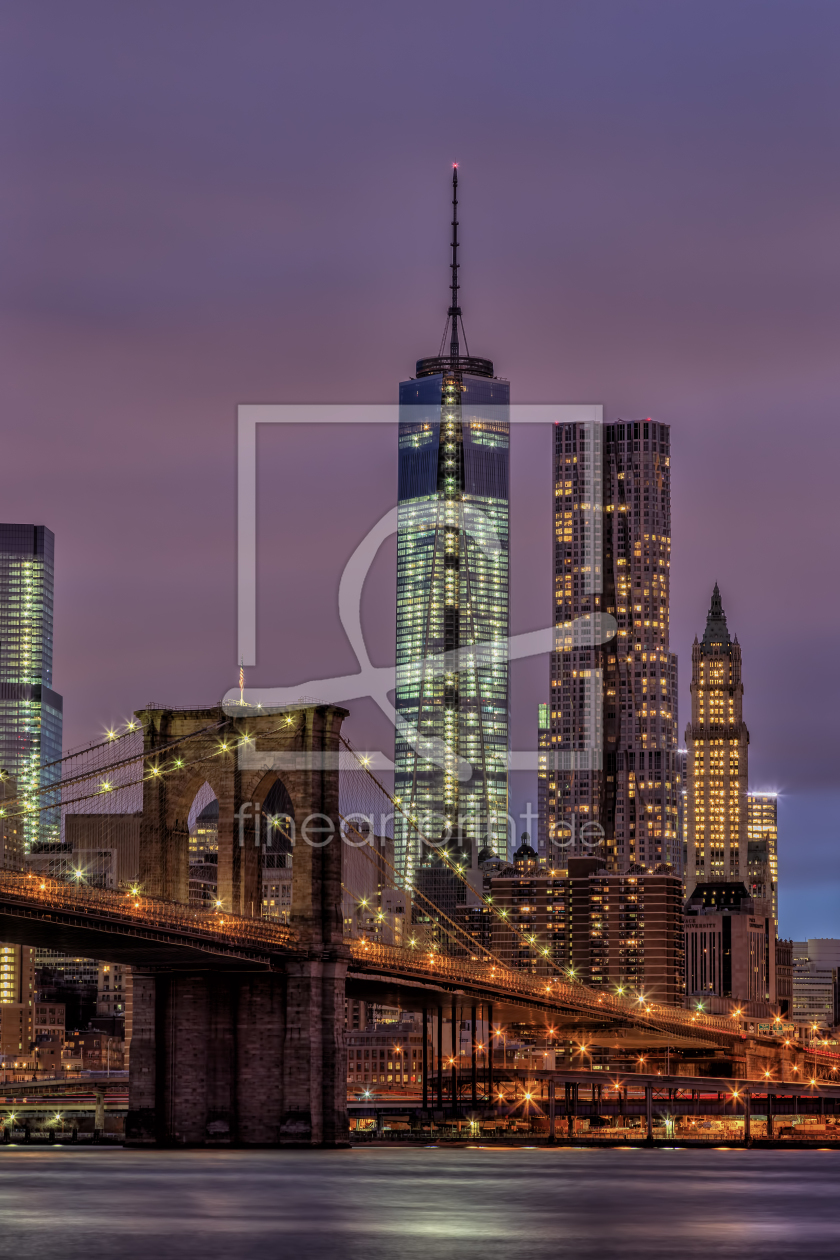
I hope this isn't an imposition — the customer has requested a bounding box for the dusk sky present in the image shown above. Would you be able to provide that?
[3,1,839,937]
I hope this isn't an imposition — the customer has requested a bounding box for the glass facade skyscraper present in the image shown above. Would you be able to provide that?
[394,169,510,881]
[747,792,778,922]
[0,524,63,850]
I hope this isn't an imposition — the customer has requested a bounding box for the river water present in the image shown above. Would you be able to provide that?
[0,1146,837,1258]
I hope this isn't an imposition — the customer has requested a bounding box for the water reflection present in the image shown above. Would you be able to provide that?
[0,1147,837,1259]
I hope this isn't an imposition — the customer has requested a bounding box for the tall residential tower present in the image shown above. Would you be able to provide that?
[539,420,681,874]
[394,169,510,879]
[0,525,63,850]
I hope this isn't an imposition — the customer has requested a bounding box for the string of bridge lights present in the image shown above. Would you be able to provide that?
[340,735,743,1039]
[0,714,300,823]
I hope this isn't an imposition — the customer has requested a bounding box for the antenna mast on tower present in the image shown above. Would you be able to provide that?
[449,164,460,359]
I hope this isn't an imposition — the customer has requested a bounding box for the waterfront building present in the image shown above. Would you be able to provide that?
[684,586,749,891]
[684,882,775,1017]
[347,1021,430,1090]
[0,524,63,849]
[394,168,510,879]
[792,940,840,1030]
[747,792,778,922]
[0,943,35,1059]
[480,852,684,1005]
[63,1029,124,1071]
[776,938,793,1018]
[541,420,680,873]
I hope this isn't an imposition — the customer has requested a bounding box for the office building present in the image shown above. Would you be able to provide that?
[97,962,131,1020]
[776,938,793,1018]
[792,940,840,1030]
[0,524,63,849]
[34,950,98,1030]
[684,586,749,891]
[189,799,219,908]
[33,1000,66,1072]
[26,842,118,888]
[394,168,510,880]
[747,792,778,922]
[684,882,775,1017]
[263,863,293,922]
[541,420,680,873]
[34,999,65,1043]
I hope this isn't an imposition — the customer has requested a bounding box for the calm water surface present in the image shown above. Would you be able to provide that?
[0,1146,837,1259]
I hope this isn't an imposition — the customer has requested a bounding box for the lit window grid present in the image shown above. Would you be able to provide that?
[395,402,510,872]
[0,544,62,850]
[544,420,678,872]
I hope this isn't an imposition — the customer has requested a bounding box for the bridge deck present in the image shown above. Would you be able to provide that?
[3,874,838,1070]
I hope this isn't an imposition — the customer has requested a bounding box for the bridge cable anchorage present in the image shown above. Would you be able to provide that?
[337,735,757,1044]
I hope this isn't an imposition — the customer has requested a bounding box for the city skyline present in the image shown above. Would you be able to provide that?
[4,3,838,943]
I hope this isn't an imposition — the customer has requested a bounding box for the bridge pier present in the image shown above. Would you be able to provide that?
[126,959,348,1147]
[124,702,350,1147]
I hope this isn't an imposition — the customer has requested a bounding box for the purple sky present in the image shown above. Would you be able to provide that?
[2,1,839,937]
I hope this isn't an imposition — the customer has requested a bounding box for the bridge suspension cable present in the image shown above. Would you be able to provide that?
[336,734,749,1046]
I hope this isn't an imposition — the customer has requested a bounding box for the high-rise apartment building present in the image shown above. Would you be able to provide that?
[0,524,63,849]
[0,943,35,1060]
[395,169,510,878]
[541,419,680,874]
[747,792,778,921]
[684,586,749,891]
[477,852,684,1005]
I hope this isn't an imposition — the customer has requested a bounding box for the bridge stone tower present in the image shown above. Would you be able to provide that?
[127,703,350,1147]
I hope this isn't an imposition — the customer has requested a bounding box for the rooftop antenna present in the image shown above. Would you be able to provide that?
[449,163,460,360]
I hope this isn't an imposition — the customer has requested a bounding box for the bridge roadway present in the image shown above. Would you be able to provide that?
[0,871,818,1065]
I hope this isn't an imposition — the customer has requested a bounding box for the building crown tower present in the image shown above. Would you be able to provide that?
[685,584,750,892]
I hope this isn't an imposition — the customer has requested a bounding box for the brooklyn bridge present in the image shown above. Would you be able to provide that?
[1,703,836,1146]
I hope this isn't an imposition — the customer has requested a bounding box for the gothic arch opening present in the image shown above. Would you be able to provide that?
[187,782,218,909]
[254,776,295,922]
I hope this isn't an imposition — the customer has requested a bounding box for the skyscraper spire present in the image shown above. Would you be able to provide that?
[422,164,490,378]
[702,581,731,649]
[449,163,460,359]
